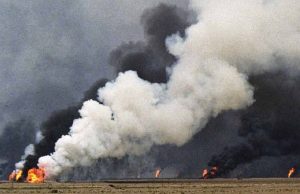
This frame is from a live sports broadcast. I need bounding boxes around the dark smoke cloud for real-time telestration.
[149,111,243,178]
[21,106,80,178]
[81,79,109,102]
[19,2,192,179]
[109,3,192,83]
[12,0,300,180]
[21,79,107,179]
[0,0,189,179]
[0,119,35,179]
[208,71,300,177]
[0,0,188,132]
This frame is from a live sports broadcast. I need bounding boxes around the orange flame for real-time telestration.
[8,170,23,182]
[202,166,218,179]
[288,167,296,178]
[16,170,23,181]
[8,171,16,181]
[26,168,45,183]
[155,169,161,178]
[202,169,209,179]
[8,168,45,183]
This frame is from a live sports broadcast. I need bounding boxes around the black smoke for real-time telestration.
[0,119,35,179]
[21,79,107,179]
[16,2,300,180]
[208,71,300,177]
[19,3,193,179]
[1,1,190,173]
[109,3,192,83]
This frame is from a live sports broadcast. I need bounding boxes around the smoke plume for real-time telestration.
[0,119,35,179]
[18,0,300,179]
[209,71,300,177]
[20,79,107,179]
[0,0,188,132]
[109,3,192,83]
[38,0,286,178]
[17,3,192,179]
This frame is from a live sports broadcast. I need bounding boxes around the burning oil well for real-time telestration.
[9,168,45,183]
[288,167,296,178]
[4,0,300,182]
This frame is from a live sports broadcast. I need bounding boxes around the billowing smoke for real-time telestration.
[17,3,192,179]
[0,119,35,179]
[38,0,293,178]
[209,71,300,177]
[39,67,251,178]
[0,1,188,175]
[109,3,192,83]
[0,0,189,133]
[16,0,300,179]
[19,79,108,179]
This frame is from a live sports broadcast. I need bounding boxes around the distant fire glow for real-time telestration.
[202,166,218,179]
[8,170,23,182]
[155,169,161,178]
[202,169,209,179]
[288,167,296,178]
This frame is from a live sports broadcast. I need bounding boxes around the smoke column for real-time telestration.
[0,119,35,179]
[37,0,278,178]
[18,79,107,179]
[17,3,192,179]
[20,0,300,179]
[109,3,191,83]
[208,71,300,177]
[39,69,251,178]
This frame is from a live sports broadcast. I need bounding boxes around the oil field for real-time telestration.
[1,179,300,194]
[2,0,300,194]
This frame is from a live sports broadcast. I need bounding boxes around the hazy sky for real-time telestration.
[0,0,189,133]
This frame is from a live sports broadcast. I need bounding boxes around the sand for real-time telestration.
[1,178,300,194]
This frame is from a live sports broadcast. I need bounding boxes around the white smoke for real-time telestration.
[183,0,300,74]
[38,0,300,178]
[15,144,35,169]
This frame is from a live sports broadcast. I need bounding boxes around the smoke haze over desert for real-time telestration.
[1,0,300,181]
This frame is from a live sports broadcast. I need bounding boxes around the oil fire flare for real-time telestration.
[288,167,296,178]
[210,166,218,176]
[202,169,209,179]
[155,169,161,178]
[8,170,23,182]
[27,168,45,183]
[202,166,218,179]
[8,168,45,183]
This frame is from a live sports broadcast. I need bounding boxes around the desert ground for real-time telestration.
[1,178,300,194]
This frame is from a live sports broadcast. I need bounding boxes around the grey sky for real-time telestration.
[0,0,189,133]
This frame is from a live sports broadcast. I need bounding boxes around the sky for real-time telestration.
[0,0,189,133]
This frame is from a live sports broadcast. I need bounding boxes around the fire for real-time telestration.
[210,166,218,176]
[8,168,45,183]
[202,166,218,179]
[202,169,209,179]
[26,168,45,183]
[288,167,296,178]
[8,170,23,182]
[155,169,161,178]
